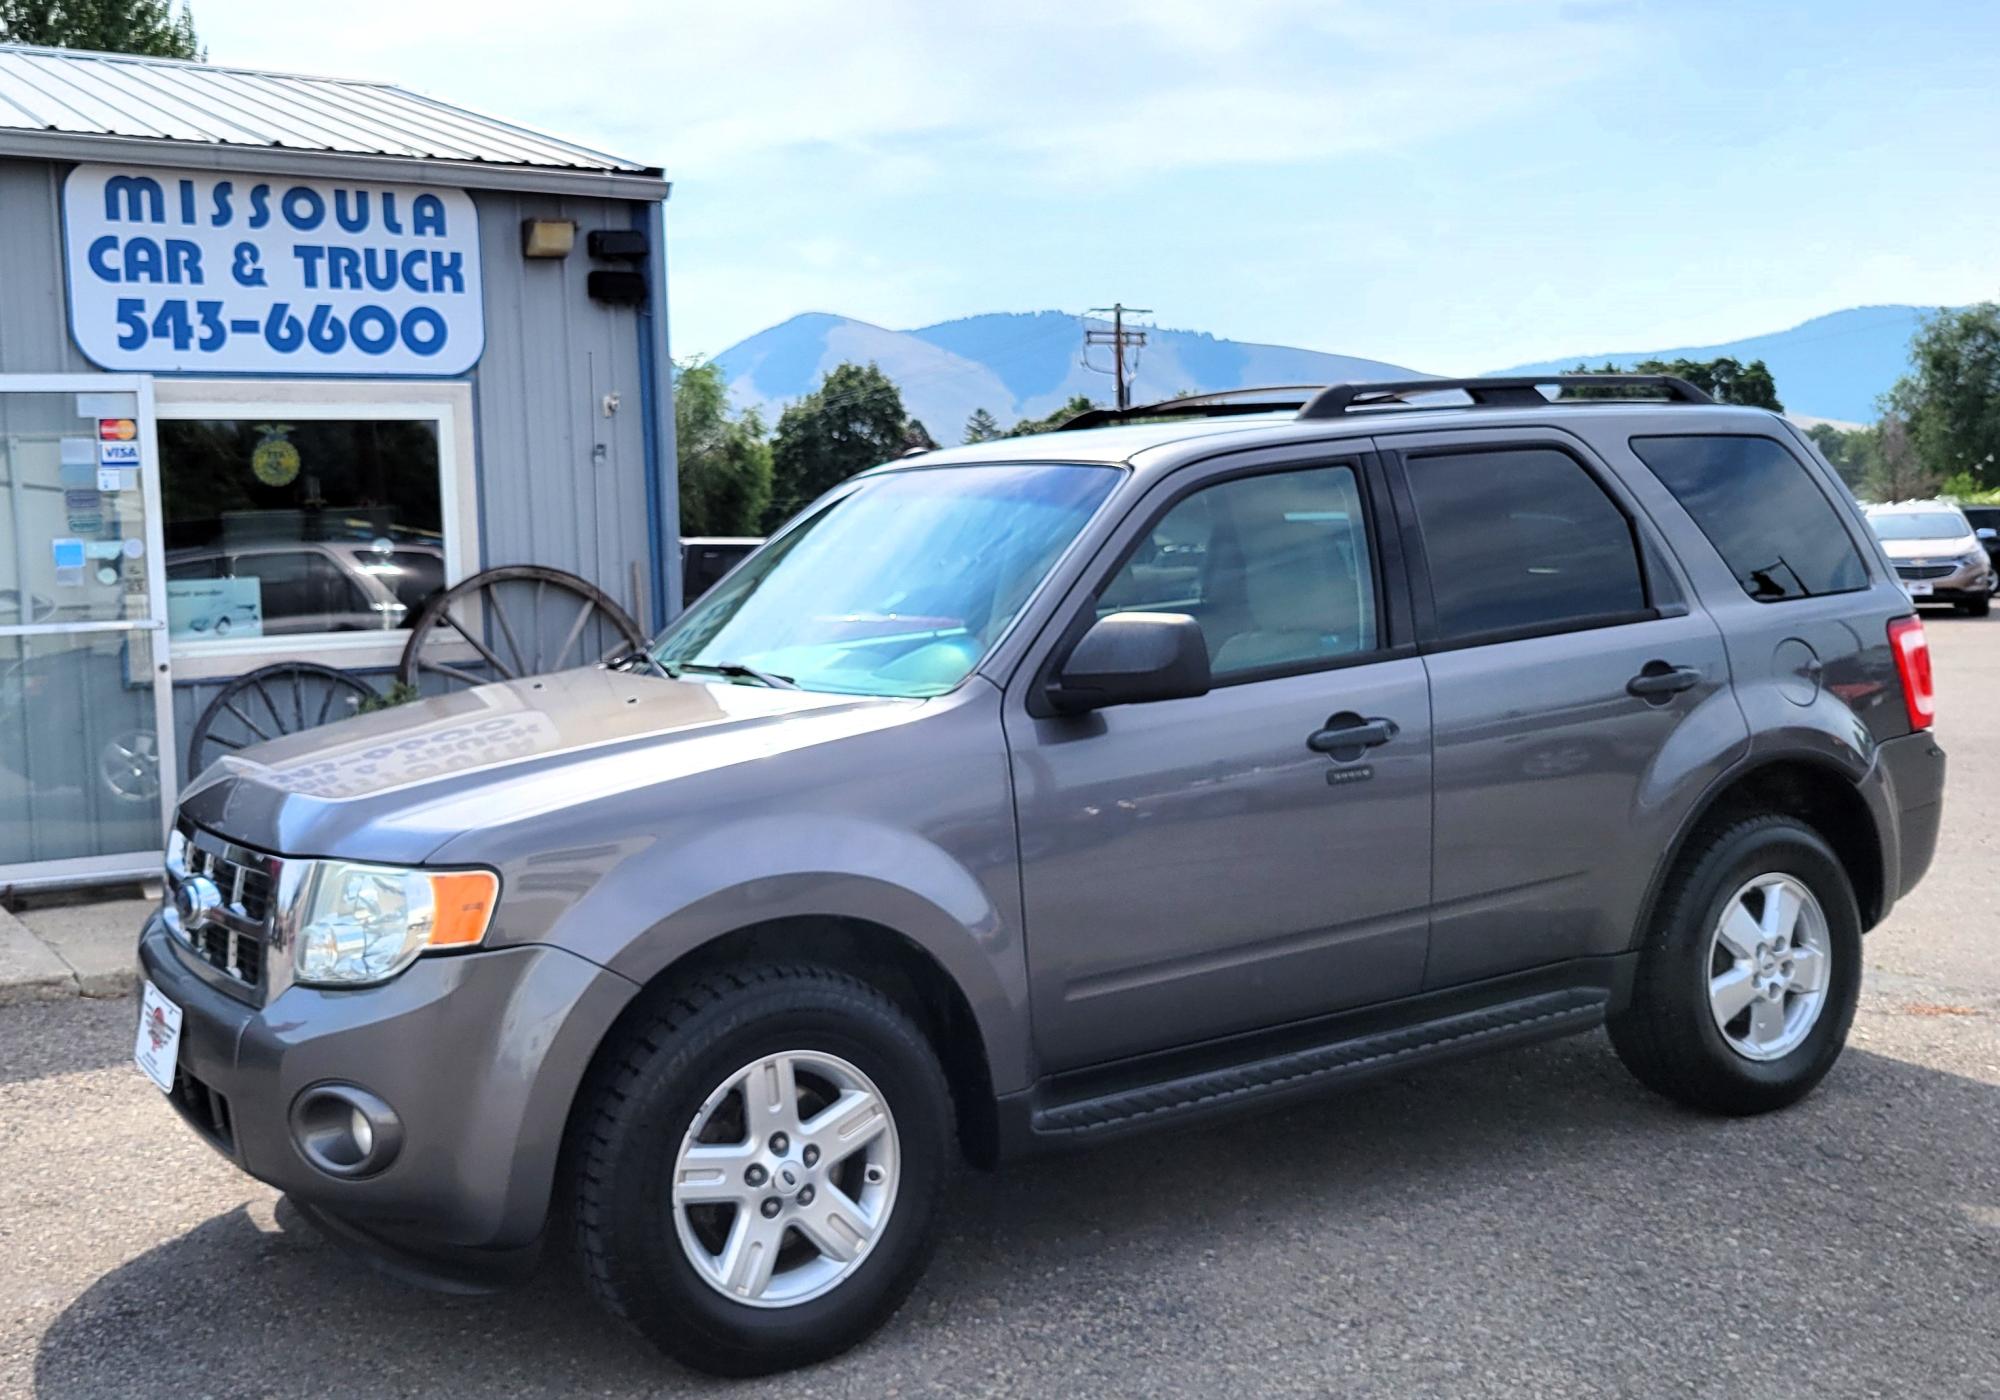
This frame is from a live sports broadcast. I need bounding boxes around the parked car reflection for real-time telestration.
[166,540,442,637]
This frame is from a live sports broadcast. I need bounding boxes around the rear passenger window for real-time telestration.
[1098,464,1376,677]
[1403,447,1647,643]
[1630,435,1868,601]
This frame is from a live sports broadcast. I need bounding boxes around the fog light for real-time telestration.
[290,1084,402,1178]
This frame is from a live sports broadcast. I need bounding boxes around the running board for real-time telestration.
[1027,986,1609,1143]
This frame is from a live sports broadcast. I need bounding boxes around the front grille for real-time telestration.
[169,1064,235,1154]
[1896,563,1958,580]
[164,818,280,998]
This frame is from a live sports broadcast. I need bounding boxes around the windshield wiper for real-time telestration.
[669,660,798,690]
[606,648,672,679]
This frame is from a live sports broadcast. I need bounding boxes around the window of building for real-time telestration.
[1097,464,1377,677]
[1630,435,1868,601]
[154,385,474,674]
[1404,447,1647,643]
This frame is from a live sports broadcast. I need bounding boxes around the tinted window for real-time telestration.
[1631,435,1868,601]
[1098,465,1376,676]
[159,417,443,639]
[1404,448,1646,642]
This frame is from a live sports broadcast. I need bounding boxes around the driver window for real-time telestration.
[1099,464,1376,678]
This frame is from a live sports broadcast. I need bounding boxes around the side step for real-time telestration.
[1029,986,1609,1142]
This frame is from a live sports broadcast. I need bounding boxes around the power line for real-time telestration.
[1083,303,1151,410]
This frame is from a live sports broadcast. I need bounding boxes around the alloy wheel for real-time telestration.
[671,1050,900,1308]
[1707,873,1832,1062]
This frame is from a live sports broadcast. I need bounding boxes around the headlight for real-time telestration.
[1963,549,1991,568]
[292,861,498,987]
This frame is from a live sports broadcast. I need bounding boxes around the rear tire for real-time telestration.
[1609,813,1861,1115]
[571,964,953,1377]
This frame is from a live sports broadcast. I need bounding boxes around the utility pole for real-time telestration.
[1084,304,1151,410]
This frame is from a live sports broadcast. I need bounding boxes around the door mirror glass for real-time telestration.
[1977,527,1997,541]
[1050,612,1210,713]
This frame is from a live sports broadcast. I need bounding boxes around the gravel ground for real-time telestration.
[3,616,1995,1400]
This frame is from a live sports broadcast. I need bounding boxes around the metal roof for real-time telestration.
[0,43,664,198]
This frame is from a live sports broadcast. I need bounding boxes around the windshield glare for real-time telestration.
[652,463,1119,697]
[1868,510,1970,541]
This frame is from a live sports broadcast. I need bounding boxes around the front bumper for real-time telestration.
[137,917,635,1258]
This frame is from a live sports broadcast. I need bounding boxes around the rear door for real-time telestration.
[1380,426,1747,988]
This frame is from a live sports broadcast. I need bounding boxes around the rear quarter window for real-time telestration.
[1629,435,1868,601]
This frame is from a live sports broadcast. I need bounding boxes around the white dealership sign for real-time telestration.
[63,164,484,375]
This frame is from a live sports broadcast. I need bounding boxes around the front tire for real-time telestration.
[571,965,953,1376]
[1956,595,1990,617]
[1609,814,1861,1115]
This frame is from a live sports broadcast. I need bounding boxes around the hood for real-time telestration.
[1877,533,1978,561]
[179,668,909,863]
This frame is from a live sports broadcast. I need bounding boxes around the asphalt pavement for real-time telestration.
[3,617,1996,1399]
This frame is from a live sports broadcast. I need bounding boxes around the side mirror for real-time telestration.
[1048,612,1210,714]
[1977,527,1997,541]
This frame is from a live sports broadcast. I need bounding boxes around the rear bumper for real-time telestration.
[1875,729,1946,901]
[137,917,635,1256]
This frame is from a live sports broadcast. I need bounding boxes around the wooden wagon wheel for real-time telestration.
[396,563,647,690]
[187,662,378,775]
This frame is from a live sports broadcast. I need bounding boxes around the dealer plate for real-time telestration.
[133,980,182,1094]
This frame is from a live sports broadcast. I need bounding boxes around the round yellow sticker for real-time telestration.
[251,432,300,487]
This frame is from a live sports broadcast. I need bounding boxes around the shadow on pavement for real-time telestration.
[31,1034,2000,1398]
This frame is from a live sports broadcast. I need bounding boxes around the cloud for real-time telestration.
[194,0,1645,183]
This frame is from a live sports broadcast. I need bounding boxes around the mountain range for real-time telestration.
[714,304,1939,437]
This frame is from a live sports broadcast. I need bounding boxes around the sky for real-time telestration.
[185,0,2000,373]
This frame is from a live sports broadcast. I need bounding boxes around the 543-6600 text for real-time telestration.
[113,297,449,358]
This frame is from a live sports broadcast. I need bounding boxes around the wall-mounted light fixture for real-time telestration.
[520,219,578,259]
[587,229,649,262]
[587,270,648,306]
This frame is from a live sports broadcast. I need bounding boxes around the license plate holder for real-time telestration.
[134,979,182,1094]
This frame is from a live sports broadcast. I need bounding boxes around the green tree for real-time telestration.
[1,0,202,57]
[673,358,771,537]
[764,362,913,531]
[1803,422,1877,494]
[1571,356,1783,411]
[963,407,1003,443]
[1884,302,2000,490]
[1009,394,1098,436]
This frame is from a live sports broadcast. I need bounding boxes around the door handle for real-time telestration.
[1626,662,1703,700]
[1307,714,1398,755]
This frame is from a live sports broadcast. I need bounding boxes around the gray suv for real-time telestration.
[137,375,1946,1376]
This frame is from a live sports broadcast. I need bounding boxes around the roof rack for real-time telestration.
[1057,374,1714,433]
[1296,374,1711,419]
[1057,386,1323,431]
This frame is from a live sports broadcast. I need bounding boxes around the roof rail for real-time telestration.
[1296,374,1712,419]
[1057,386,1323,431]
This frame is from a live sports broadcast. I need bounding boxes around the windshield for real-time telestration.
[1868,510,1971,541]
[652,463,1119,697]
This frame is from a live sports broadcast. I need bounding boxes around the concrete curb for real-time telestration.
[0,898,147,1003]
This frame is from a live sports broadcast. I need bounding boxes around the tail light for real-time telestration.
[1887,615,1934,731]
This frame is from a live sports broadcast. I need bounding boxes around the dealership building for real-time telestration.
[0,43,678,888]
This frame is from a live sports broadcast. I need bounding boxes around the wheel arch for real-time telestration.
[567,914,1004,1171]
[1633,754,1888,948]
